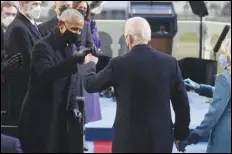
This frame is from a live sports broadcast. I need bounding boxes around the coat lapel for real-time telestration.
[29,24,42,40]
[17,12,42,41]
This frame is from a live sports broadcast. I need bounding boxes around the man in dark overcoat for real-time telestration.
[4,1,42,125]
[83,17,191,153]
[18,8,86,153]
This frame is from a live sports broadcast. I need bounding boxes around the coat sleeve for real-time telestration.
[6,26,31,75]
[69,85,79,110]
[191,74,230,140]
[68,73,79,110]
[195,84,214,98]
[37,23,47,37]
[83,60,114,93]
[31,43,78,85]
[171,58,191,141]
[96,55,111,73]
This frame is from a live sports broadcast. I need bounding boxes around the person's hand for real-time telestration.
[176,140,191,153]
[184,78,200,91]
[84,54,98,64]
[174,140,180,150]
[100,87,115,98]
[175,132,201,152]
[91,55,99,64]
[73,48,92,64]
[1,53,23,73]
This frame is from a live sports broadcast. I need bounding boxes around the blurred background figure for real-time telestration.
[1,1,18,33]
[73,1,101,49]
[73,1,94,49]
[1,1,18,125]
[38,1,73,37]
[1,53,23,153]
[178,38,231,153]
[1,13,23,150]
[73,1,102,151]
[4,1,42,126]
[73,0,102,123]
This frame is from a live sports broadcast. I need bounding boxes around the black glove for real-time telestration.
[89,46,112,72]
[73,46,111,68]
[89,45,100,56]
[100,87,115,98]
[1,53,23,73]
[177,132,202,153]
[73,48,93,64]
[90,46,110,59]
[177,140,190,153]
[72,109,82,123]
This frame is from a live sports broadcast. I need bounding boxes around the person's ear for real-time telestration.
[58,21,65,33]
[227,55,231,63]
[128,34,132,45]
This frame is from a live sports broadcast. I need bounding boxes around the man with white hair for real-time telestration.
[83,17,191,153]
[38,1,73,37]
[18,8,86,153]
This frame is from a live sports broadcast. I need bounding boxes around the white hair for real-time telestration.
[125,17,152,43]
[60,8,84,22]
[219,38,231,69]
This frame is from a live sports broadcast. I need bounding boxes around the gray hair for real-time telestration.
[125,17,152,43]
[60,8,84,22]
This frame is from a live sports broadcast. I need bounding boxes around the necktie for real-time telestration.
[34,23,39,31]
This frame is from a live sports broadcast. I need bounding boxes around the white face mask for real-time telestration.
[2,16,15,27]
[218,54,228,69]
[28,5,41,19]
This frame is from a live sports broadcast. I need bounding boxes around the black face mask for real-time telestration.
[77,9,87,17]
[63,27,80,44]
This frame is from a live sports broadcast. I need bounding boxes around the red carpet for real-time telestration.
[94,141,112,153]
